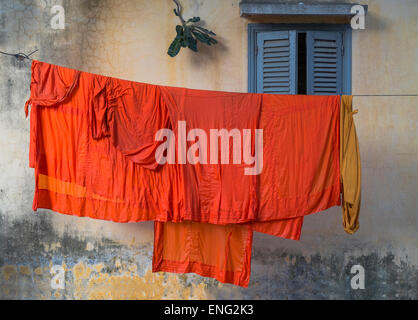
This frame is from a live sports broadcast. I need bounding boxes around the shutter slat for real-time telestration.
[314,79,337,83]
[263,78,289,83]
[314,40,337,47]
[257,31,296,94]
[263,52,289,58]
[263,52,290,59]
[263,62,290,68]
[314,88,338,93]
[314,58,337,64]
[314,53,337,58]
[264,66,290,70]
[313,48,337,54]
[263,57,290,63]
[264,87,290,91]
[263,46,290,53]
[314,83,337,88]
[314,62,338,68]
[313,72,337,78]
[263,88,290,93]
[263,72,290,78]
[264,40,290,48]
[314,69,337,74]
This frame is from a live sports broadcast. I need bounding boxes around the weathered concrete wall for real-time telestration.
[0,0,417,299]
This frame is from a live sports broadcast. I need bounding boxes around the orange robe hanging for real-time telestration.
[26,60,343,287]
[153,93,340,287]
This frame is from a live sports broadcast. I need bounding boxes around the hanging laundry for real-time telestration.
[153,216,305,287]
[340,95,361,234]
[152,94,341,287]
[25,60,360,287]
[153,221,254,287]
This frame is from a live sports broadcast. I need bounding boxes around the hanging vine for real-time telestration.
[167,0,217,57]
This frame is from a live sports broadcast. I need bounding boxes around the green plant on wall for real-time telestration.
[168,0,217,57]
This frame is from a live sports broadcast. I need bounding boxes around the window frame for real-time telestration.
[248,23,352,95]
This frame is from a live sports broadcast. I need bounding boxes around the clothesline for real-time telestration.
[1,50,417,97]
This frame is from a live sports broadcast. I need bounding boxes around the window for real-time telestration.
[248,24,352,95]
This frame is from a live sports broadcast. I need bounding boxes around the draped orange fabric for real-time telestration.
[152,95,340,287]
[26,60,342,287]
[256,94,341,221]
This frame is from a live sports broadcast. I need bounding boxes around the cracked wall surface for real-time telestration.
[0,0,417,299]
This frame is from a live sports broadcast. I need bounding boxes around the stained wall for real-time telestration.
[0,0,416,299]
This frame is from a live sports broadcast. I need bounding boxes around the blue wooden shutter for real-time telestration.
[256,30,297,94]
[307,31,343,95]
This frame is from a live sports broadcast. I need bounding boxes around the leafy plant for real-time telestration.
[168,0,217,57]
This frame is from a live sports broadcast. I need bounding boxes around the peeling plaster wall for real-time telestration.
[0,0,417,299]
